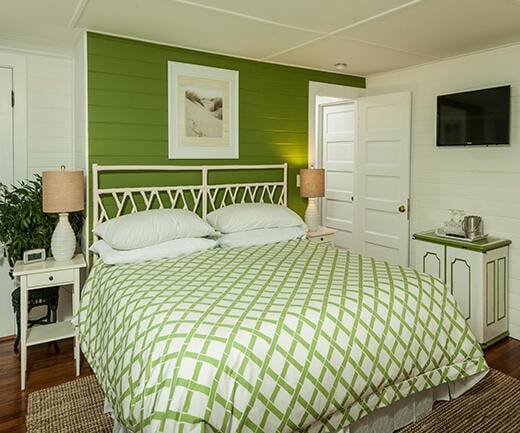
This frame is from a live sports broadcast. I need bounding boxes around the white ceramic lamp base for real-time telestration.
[305,197,320,232]
[51,213,76,261]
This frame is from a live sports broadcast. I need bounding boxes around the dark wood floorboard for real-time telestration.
[0,338,92,433]
[484,336,520,379]
[0,336,518,432]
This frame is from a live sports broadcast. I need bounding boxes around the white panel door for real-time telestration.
[320,102,356,250]
[357,92,411,265]
[0,66,15,337]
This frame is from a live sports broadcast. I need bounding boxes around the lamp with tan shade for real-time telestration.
[299,167,324,232]
[42,166,84,261]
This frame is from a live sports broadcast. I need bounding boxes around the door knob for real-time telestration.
[398,205,406,213]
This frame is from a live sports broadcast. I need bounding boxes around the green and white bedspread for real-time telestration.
[77,239,487,433]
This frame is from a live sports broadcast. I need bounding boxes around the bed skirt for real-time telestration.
[106,370,487,433]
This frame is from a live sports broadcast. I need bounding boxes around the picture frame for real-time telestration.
[168,61,239,159]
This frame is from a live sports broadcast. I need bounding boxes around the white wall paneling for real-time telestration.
[0,50,27,338]
[367,43,520,339]
[0,42,75,338]
[26,53,74,174]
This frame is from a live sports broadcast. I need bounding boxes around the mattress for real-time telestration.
[77,239,488,433]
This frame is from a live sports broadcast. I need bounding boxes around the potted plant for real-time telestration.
[0,174,83,350]
[0,175,83,271]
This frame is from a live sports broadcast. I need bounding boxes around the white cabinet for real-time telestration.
[413,231,511,347]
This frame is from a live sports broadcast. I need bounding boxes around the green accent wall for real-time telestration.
[87,32,365,216]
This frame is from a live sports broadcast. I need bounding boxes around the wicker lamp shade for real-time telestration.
[299,168,325,232]
[299,168,325,198]
[42,169,85,213]
[42,167,84,262]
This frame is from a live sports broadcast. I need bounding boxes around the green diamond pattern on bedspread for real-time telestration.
[77,239,487,433]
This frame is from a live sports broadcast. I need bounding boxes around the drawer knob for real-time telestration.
[320,237,324,241]
[49,276,54,281]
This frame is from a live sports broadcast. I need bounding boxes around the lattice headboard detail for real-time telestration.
[92,163,288,232]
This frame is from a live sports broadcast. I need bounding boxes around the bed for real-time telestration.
[77,163,488,433]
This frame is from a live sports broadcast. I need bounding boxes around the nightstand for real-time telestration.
[13,254,87,390]
[307,226,337,247]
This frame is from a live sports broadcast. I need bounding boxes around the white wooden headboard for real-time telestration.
[92,163,288,233]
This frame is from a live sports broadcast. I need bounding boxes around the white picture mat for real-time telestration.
[168,61,239,159]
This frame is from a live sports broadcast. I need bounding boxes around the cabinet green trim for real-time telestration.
[498,257,507,321]
[413,230,511,252]
[485,260,496,326]
[450,258,471,321]
[422,251,442,279]
[480,331,509,349]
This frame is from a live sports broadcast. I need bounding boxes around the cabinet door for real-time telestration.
[446,247,483,342]
[414,240,445,281]
[482,247,508,344]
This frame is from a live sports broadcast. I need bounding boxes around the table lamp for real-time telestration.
[42,166,84,261]
[299,168,325,232]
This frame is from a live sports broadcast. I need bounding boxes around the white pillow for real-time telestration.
[206,203,306,234]
[90,238,217,265]
[94,208,217,250]
[218,226,307,248]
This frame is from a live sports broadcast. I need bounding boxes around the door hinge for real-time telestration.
[11,90,14,107]
[407,198,410,221]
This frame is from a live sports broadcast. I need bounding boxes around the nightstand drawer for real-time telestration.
[27,269,74,288]
[310,233,335,244]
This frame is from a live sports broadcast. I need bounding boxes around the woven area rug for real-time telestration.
[26,369,520,433]
[26,375,112,433]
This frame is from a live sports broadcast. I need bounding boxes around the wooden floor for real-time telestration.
[0,338,92,433]
[0,336,519,433]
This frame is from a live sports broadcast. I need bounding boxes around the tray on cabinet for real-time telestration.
[435,228,488,242]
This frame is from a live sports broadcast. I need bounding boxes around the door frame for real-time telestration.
[0,51,27,182]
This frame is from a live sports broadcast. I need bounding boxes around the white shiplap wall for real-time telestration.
[0,42,75,337]
[366,43,520,339]
[25,49,76,324]
[26,53,74,175]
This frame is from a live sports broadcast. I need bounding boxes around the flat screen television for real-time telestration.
[436,85,511,146]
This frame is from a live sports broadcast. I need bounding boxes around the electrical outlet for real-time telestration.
[296,174,300,187]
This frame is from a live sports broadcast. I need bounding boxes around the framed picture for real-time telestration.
[168,61,239,159]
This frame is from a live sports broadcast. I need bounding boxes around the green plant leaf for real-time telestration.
[0,175,84,272]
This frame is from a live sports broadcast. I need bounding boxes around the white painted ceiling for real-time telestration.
[2,0,520,76]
